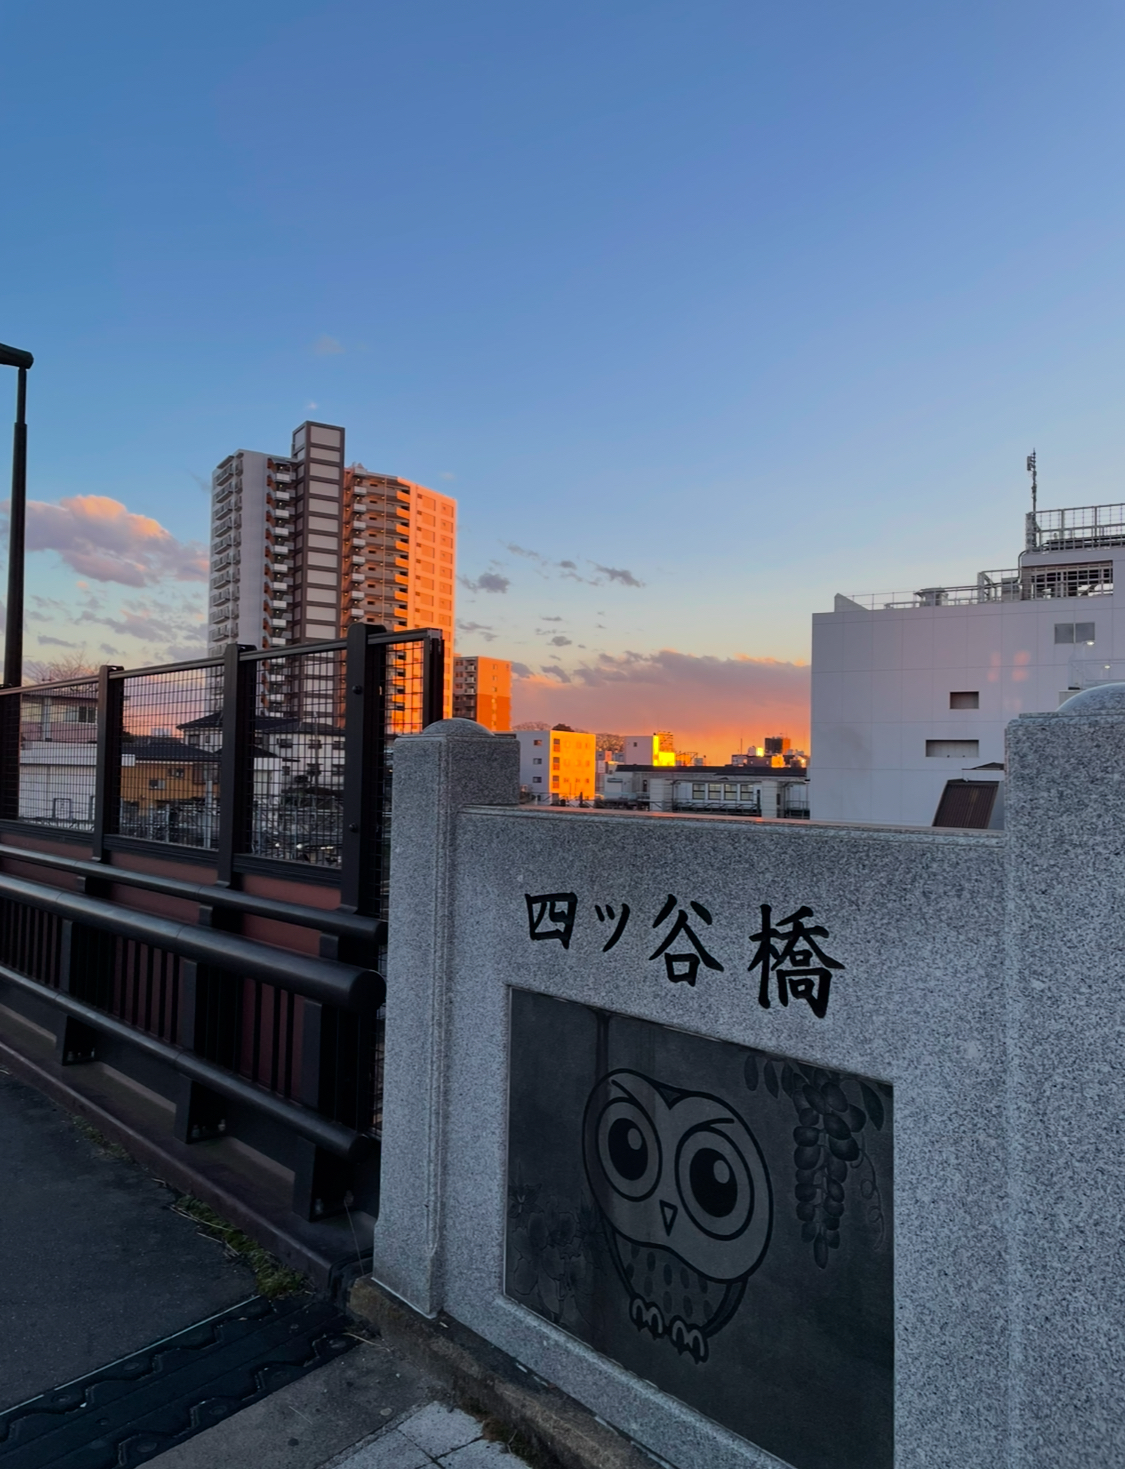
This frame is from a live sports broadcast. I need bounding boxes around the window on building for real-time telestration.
[1055,622,1097,645]
[950,691,979,709]
[926,739,980,758]
[552,739,561,750]
[533,739,542,746]
[707,783,721,800]
[552,757,560,769]
[724,784,738,800]
[532,776,542,783]
[692,783,705,799]
[533,757,542,765]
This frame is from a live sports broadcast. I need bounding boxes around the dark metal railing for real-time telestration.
[0,626,443,1227]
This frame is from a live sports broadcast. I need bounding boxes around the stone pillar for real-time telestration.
[1005,686,1125,1468]
[371,718,519,1315]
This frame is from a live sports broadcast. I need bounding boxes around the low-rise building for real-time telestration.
[517,726,597,802]
[603,763,809,818]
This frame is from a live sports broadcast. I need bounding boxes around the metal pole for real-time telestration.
[4,359,30,689]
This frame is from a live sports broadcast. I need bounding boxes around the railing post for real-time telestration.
[292,998,352,1220]
[422,629,445,727]
[0,687,21,822]
[54,918,98,1064]
[90,664,124,866]
[215,643,255,889]
[338,622,387,923]
[172,958,229,1143]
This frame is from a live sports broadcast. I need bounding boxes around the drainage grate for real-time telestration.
[0,1295,355,1468]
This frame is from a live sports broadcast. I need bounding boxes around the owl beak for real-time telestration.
[660,1200,678,1236]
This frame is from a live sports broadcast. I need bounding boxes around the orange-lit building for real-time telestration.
[452,656,511,731]
[342,467,456,718]
[517,727,597,802]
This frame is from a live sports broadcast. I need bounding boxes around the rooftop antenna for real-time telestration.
[1027,450,1037,516]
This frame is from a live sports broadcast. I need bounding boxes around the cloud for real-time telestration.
[313,334,344,355]
[506,544,545,561]
[541,615,564,622]
[593,564,643,588]
[35,634,78,648]
[440,472,456,481]
[457,618,497,642]
[513,649,811,754]
[511,662,532,677]
[559,560,577,570]
[8,495,208,587]
[460,572,510,594]
[549,635,572,647]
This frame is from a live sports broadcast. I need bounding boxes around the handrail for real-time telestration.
[0,961,373,1161]
[0,870,382,1012]
[0,840,383,945]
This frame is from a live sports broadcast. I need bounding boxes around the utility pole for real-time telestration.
[0,342,33,689]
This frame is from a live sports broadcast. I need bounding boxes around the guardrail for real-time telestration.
[0,624,444,1254]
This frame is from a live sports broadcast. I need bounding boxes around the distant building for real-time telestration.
[208,423,456,717]
[343,466,456,716]
[622,734,677,767]
[517,727,597,802]
[812,497,1125,825]
[453,656,511,731]
[603,763,809,818]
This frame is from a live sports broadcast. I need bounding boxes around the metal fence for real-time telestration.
[0,624,443,1233]
[0,624,443,903]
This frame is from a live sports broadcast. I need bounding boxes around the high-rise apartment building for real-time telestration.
[452,656,511,730]
[208,424,456,715]
[209,422,347,652]
[342,468,456,716]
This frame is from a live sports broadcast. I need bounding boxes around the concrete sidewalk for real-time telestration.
[0,1064,255,1410]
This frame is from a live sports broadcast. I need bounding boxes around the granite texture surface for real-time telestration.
[1005,706,1125,1469]
[377,708,1125,1467]
[374,718,1014,1469]
[372,721,520,1313]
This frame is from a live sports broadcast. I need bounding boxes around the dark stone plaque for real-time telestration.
[505,990,893,1469]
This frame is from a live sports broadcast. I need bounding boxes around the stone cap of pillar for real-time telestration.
[1054,682,1125,716]
[412,717,513,739]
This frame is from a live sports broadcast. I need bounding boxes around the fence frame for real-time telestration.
[0,626,444,1267]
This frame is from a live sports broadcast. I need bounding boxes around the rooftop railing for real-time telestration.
[1027,504,1125,551]
[844,559,1115,611]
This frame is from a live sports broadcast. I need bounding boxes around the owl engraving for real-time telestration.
[582,1069,772,1363]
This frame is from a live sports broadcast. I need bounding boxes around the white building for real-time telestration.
[811,500,1123,825]
[517,728,597,802]
[604,763,809,818]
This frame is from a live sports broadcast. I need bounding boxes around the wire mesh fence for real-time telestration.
[250,643,347,865]
[0,677,101,831]
[0,629,443,895]
[118,663,223,848]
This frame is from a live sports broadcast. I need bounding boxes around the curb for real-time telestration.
[347,1277,667,1469]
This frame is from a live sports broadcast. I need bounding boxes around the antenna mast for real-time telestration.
[1027,450,1037,516]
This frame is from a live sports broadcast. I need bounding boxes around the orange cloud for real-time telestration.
[7,494,208,587]
[513,649,810,758]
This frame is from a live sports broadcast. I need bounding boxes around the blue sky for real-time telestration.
[2,1,1124,748]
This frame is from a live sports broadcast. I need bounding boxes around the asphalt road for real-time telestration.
[0,1066,255,1409]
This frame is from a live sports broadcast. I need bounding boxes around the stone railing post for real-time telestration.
[371,718,519,1315]
[1005,685,1125,1468]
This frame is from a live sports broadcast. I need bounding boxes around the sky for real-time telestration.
[2,1,1125,757]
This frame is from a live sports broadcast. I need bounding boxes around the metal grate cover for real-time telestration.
[0,1295,354,1468]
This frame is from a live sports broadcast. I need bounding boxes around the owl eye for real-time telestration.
[594,1096,661,1201]
[675,1123,755,1240]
